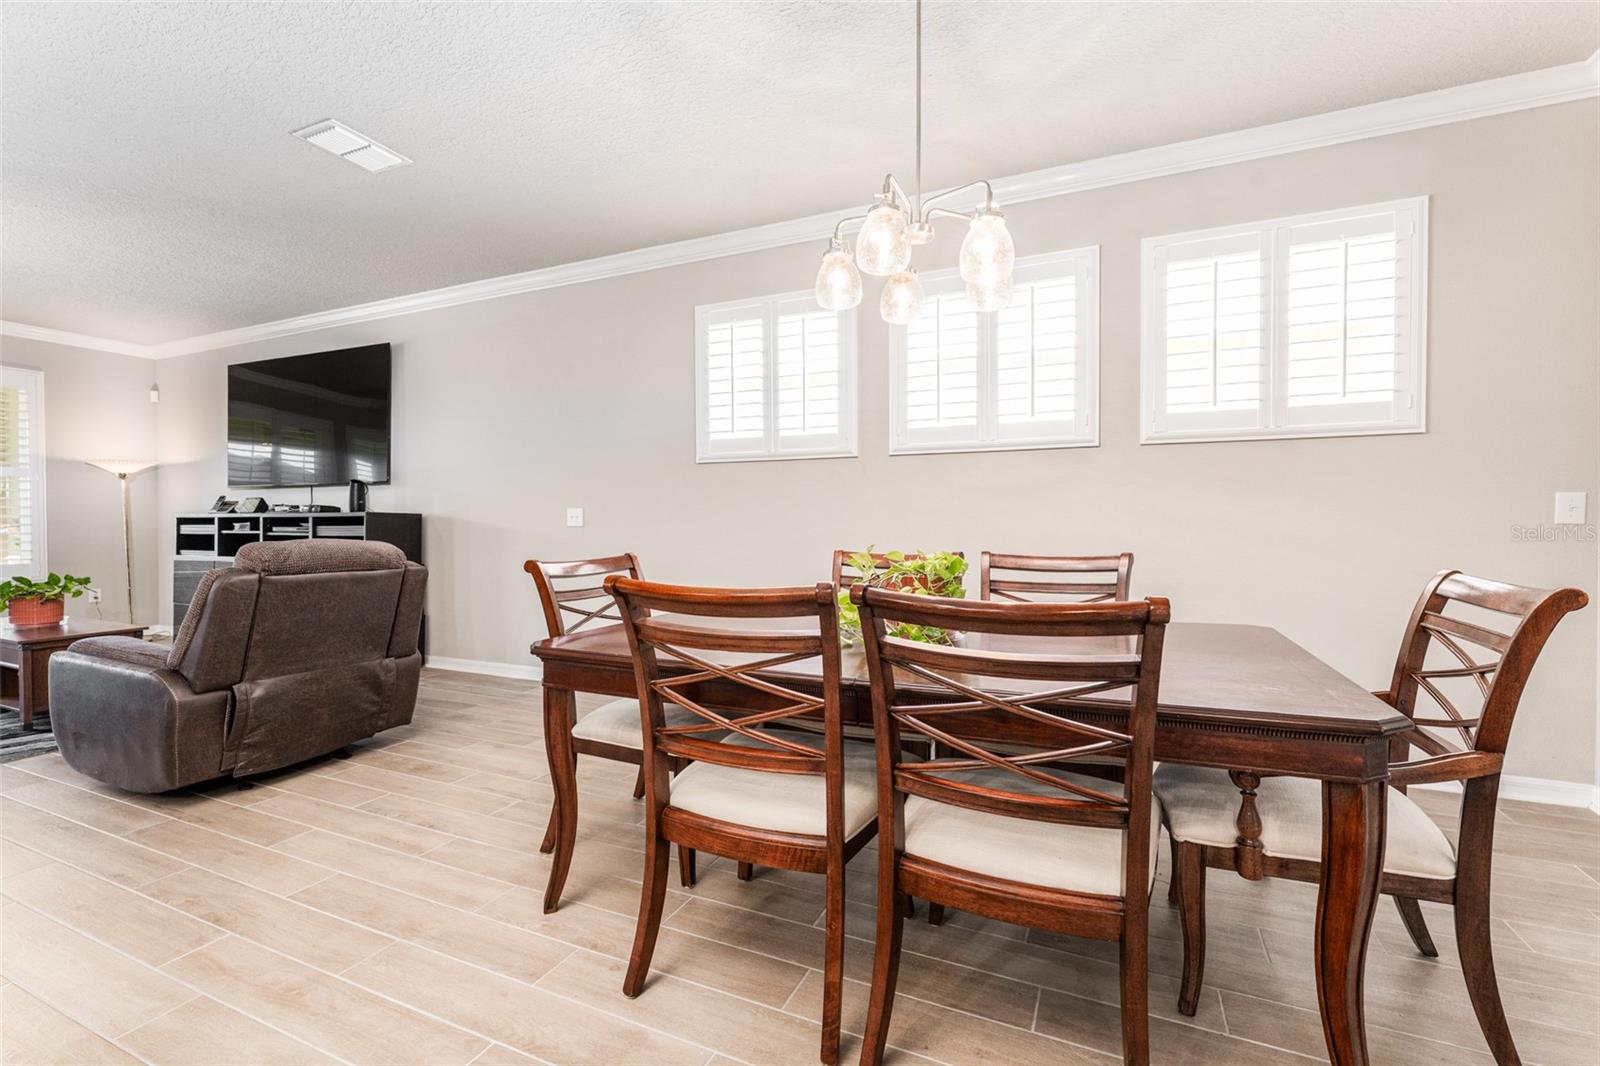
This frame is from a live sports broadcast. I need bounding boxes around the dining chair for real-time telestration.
[608,576,877,1066]
[852,585,1171,1066]
[524,554,699,893]
[980,551,1134,603]
[1154,570,1587,1065]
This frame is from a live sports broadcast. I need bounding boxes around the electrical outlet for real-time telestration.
[565,507,584,528]
[1554,492,1587,525]
[86,586,102,603]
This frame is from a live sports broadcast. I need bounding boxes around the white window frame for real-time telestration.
[0,366,47,580]
[1140,196,1427,444]
[890,246,1100,455]
[694,291,857,463]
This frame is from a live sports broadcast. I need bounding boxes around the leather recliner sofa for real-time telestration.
[49,538,426,793]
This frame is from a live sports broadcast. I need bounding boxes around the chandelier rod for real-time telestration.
[914,0,922,216]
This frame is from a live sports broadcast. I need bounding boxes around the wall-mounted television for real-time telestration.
[227,343,391,488]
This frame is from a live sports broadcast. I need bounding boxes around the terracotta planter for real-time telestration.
[6,596,64,626]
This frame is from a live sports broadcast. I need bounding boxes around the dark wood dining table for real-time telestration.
[532,620,1412,1066]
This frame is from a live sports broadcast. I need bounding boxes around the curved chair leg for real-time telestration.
[859,889,905,1066]
[737,861,754,882]
[539,805,558,854]
[1394,896,1438,958]
[623,825,672,998]
[633,766,646,800]
[1167,832,1180,907]
[821,858,845,1065]
[1175,841,1206,1017]
[1456,877,1520,1064]
[678,845,697,888]
[926,902,945,926]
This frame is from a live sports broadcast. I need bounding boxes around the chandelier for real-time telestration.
[814,0,1015,324]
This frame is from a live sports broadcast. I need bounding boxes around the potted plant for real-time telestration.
[837,549,967,646]
[0,573,92,626]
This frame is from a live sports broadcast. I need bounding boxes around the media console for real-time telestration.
[172,511,424,653]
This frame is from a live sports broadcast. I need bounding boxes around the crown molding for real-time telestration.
[0,320,153,358]
[16,53,1600,361]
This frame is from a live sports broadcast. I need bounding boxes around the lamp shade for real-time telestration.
[855,203,911,276]
[86,460,157,476]
[879,270,924,325]
[815,240,863,310]
[959,211,1015,288]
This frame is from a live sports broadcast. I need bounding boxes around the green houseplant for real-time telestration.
[837,548,967,646]
[0,572,92,626]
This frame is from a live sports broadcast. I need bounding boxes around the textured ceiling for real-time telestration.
[2,1,1596,345]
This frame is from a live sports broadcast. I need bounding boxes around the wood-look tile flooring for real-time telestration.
[2,669,1597,1064]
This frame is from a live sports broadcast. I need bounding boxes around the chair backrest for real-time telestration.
[607,578,847,826]
[1387,571,1587,758]
[980,552,1133,603]
[831,549,965,590]
[854,586,1169,898]
[524,553,642,637]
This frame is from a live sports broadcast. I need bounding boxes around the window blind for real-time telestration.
[0,368,45,577]
[1142,197,1425,443]
[892,247,1099,454]
[696,294,855,461]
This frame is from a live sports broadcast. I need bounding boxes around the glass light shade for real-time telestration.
[959,212,1015,287]
[855,204,911,276]
[815,241,863,310]
[967,275,1014,312]
[879,270,924,325]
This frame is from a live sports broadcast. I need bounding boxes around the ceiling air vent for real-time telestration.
[291,120,411,173]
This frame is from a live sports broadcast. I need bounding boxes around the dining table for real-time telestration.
[532,619,1412,1066]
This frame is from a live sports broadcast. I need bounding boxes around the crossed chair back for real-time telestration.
[606,576,869,1064]
[853,585,1170,1065]
[980,551,1134,603]
[524,552,642,637]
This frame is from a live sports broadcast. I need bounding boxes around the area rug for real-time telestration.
[0,710,58,762]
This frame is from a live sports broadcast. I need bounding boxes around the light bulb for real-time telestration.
[855,203,911,276]
[959,211,1015,288]
[967,276,1014,312]
[879,270,924,325]
[814,239,862,310]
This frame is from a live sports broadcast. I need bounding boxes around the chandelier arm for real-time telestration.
[924,206,977,225]
[918,179,996,220]
[831,214,871,242]
[882,174,916,216]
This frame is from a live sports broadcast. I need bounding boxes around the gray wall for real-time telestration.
[0,335,161,623]
[152,100,1598,784]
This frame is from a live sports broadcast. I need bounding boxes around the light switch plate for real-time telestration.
[1554,492,1586,525]
[565,507,584,528]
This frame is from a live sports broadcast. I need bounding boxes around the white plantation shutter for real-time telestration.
[0,367,46,579]
[1142,198,1425,442]
[696,293,855,461]
[892,247,1099,453]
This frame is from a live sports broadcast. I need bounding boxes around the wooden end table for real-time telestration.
[1,618,149,730]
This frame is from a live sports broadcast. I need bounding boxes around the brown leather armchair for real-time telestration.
[49,538,426,793]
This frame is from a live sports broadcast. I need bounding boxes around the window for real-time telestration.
[0,367,46,579]
[1141,197,1427,443]
[695,293,856,462]
[891,247,1099,454]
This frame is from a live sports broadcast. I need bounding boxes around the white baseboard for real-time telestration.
[1415,774,1599,811]
[424,656,542,682]
[420,657,1600,811]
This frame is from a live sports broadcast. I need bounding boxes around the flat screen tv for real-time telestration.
[227,344,391,488]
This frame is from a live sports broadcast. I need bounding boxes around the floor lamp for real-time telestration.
[86,460,157,624]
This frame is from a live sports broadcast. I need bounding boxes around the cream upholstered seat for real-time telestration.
[667,729,878,837]
[903,766,1161,896]
[570,698,707,749]
[1153,764,1456,880]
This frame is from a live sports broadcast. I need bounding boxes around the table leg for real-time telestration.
[542,685,579,914]
[19,651,37,730]
[1315,779,1386,1066]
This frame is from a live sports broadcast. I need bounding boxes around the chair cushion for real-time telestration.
[903,766,1160,897]
[667,729,877,838]
[571,698,706,749]
[1152,764,1457,880]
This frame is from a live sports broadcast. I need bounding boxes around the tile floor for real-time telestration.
[1,669,1596,1064]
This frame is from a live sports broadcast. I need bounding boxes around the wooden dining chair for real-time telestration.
[608,576,877,1066]
[1154,571,1587,1065]
[852,585,1171,1066]
[524,554,699,902]
[980,551,1133,603]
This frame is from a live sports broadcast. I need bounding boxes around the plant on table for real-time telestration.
[837,548,967,646]
[0,573,93,625]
